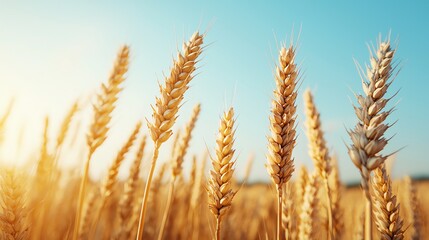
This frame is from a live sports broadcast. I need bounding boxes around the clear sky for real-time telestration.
[0,1,428,183]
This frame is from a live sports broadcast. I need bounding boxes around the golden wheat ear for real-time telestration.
[347,38,397,240]
[0,169,29,240]
[207,107,237,240]
[266,43,300,240]
[73,45,130,240]
[304,89,334,239]
[298,172,319,240]
[117,135,147,240]
[372,165,404,240]
[136,31,205,239]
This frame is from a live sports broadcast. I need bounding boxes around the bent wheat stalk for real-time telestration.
[136,31,204,240]
[266,44,299,240]
[347,38,396,240]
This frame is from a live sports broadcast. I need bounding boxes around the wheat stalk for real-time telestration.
[304,89,334,239]
[266,43,299,240]
[0,98,14,144]
[347,38,396,240]
[330,157,343,240]
[0,170,29,240]
[136,31,204,239]
[78,190,98,240]
[207,107,237,240]
[372,164,404,240]
[56,101,79,150]
[171,103,201,178]
[73,45,130,240]
[89,121,141,238]
[189,153,207,240]
[404,176,421,240]
[145,162,168,238]
[117,135,147,240]
[158,103,201,240]
[282,183,294,240]
[298,172,319,240]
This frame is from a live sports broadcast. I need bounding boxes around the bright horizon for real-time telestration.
[0,1,428,184]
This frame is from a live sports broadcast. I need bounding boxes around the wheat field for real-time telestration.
[0,30,427,240]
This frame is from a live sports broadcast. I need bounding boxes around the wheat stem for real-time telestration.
[157,179,175,240]
[136,145,159,239]
[277,187,283,240]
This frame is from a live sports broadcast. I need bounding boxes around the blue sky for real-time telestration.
[0,1,428,183]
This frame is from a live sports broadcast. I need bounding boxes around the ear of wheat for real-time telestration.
[207,107,236,240]
[404,176,421,240]
[266,43,299,240]
[117,135,147,240]
[0,170,29,240]
[347,39,396,240]
[56,101,79,151]
[136,32,204,239]
[73,45,130,240]
[158,103,201,240]
[0,99,14,144]
[304,89,334,239]
[172,103,201,178]
[298,172,319,240]
[372,164,404,240]
[330,157,343,239]
[89,121,141,238]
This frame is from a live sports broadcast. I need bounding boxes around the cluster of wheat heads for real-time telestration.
[0,30,428,240]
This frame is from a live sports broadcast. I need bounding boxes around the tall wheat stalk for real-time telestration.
[158,103,201,240]
[266,44,299,240]
[347,38,396,240]
[89,122,141,238]
[303,89,333,240]
[136,31,204,240]
[73,45,130,240]
[298,172,319,240]
[207,107,237,240]
[117,135,147,240]
[404,176,421,240]
[330,157,343,239]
